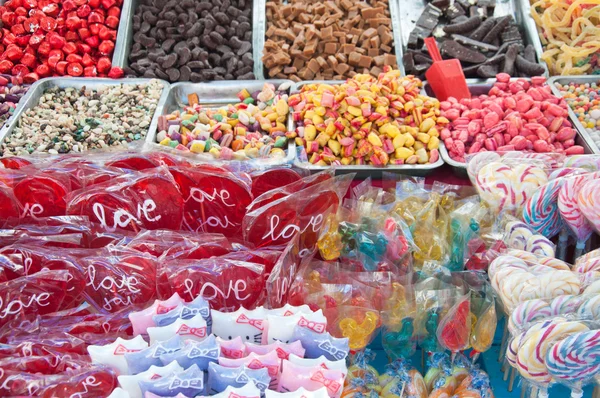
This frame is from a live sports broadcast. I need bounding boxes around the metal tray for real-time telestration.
[518,0,548,75]
[0,82,30,132]
[146,79,296,167]
[113,0,258,79]
[398,0,549,79]
[548,75,600,153]
[253,0,404,79]
[0,77,170,155]
[290,80,445,178]
[423,78,598,177]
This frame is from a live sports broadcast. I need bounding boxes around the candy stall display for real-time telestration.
[400,0,545,79]
[0,0,126,82]
[153,81,295,163]
[290,69,445,170]
[0,78,168,156]
[524,0,600,76]
[551,77,600,152]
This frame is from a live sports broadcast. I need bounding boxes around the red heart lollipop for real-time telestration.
[159,258,265,311]
[171,168,251,236]
[13,174,70,218]
[40,366,118,398]
[0,269,70,327]
[243,200,299,248]
[105,155,159,171]
[131,174,184,230]
[251,168,301,198]
[82,251,157,313]
[67,192,141,232]
[147,151,191,167]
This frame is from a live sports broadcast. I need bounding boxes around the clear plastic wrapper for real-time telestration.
[328,306,379,352]
[126,229,233,260]
[502,217,556,258]
[448,198,490,272]
[249,168,303,199]
[437,293,472,355]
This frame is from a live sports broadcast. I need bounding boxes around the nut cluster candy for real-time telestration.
[1,80,164,156]
[554,81,600,150]
[157,82,291,160]
[440,74,585,162]
[290,68,443,166]
[404,0,544,78]
[0,0,125,82]
[126,0,254,82]
[0,75,28,130]
[263,0,397,81]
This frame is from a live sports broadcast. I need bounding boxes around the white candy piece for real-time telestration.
[88,336,149,375]
[212,381,261,398]
[129,293,184,335]
[287,354,348,379]
[267,304,314,317]
[147,314,208,345]
[118,360,184,398]
[212,307,268,344]
[266,310,327,344]
[266,387,330,398]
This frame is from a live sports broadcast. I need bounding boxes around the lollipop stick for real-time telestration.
[499,325,508,361]
[471,352,480,363]
[537,388,549,398]
[508,367,516,392]
[571,388,584,398]
[503,360,510,381]
[530,386,538,398]
[557,229,569,260]
[575,239,587,259]
[593,386,600,398]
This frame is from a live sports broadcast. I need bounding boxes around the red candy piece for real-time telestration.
[67,191,141,232]
[105,155,158,171]
[0,185,20,221]
[243,200,299,247]
[298,190,339,250]
[439,298,471,352]
[251,168,301,198]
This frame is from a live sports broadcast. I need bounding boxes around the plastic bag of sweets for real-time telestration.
[126,229,233,260]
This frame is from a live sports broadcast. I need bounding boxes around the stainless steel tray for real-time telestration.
[398,0,549,79]
[548,75,600,153]
[518,0,548,75]
[423,78,598,177]
[113,0,258,80]
[0,82,30,132]
[0,77,170,155]
[254,0,404,79]
[290,80,445,178]
[147,79,296,166]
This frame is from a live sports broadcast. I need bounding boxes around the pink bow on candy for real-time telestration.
[236,314,264,330]
[310,371,341,394]
[176,325,207,338]
[113,345,141,355]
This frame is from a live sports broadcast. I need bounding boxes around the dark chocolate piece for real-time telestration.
[524,44,536,63]
[469,17,496,41]
[483,53,505,65]
[515,55,545,75]
[452,34,499,52]
[482,16,511,44]
[431,0,450,9]
[443,16,482,34]
[446,3,465,19]
[414,53,433,64]
[403,52,416,74]
[451,16,470,23]
[477,64,498,78]
[503,44,518,75]
[456,0,470,11]
[441,40,487,63]
[462,64,481,77]
[416,5,442,31]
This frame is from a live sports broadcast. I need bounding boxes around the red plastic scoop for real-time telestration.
[424,37,471,101]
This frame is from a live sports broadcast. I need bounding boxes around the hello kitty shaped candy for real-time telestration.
[153,295,212,330]
[129,293,185,335]
[118,360,183,398]
[147,314,208,345]
[160,334,220,371]
[266,311,328,344]
[291,327,349,361]
[88,335,149,375]
[277,360,344,398]
[246,340,305,360]
[212,307,267,344]
[268,304,314,317]
[211,381,262,398]
[216,336,248,359]
[219,350,281,390]
[287,354,348,379]
[139,363,205,397]
[125,335,183,375]
[266,387,330,398]
[207,363,271,395]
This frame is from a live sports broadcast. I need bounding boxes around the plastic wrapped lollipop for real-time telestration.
[447,199,488,272]
[453,368,495,398]
[437,293,471,359]
[378,359,427,398]
[469,294,497,359]
[523,178,566,241]
[545,330,600,398]
[558,172,600,257]
[382,314,416,362]
[578,178,600,237]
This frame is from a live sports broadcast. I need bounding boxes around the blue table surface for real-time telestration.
[366,318,594,398]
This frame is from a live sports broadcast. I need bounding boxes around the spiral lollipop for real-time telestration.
[575,257,600,273]
[517,320,589,397]
[550,295,585,316]
[546,330,600,398]
[508,299,552,335]
[523,179,564,239]
[558,174,598,257]
[578,178,600,237]
[578,295,600,319]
